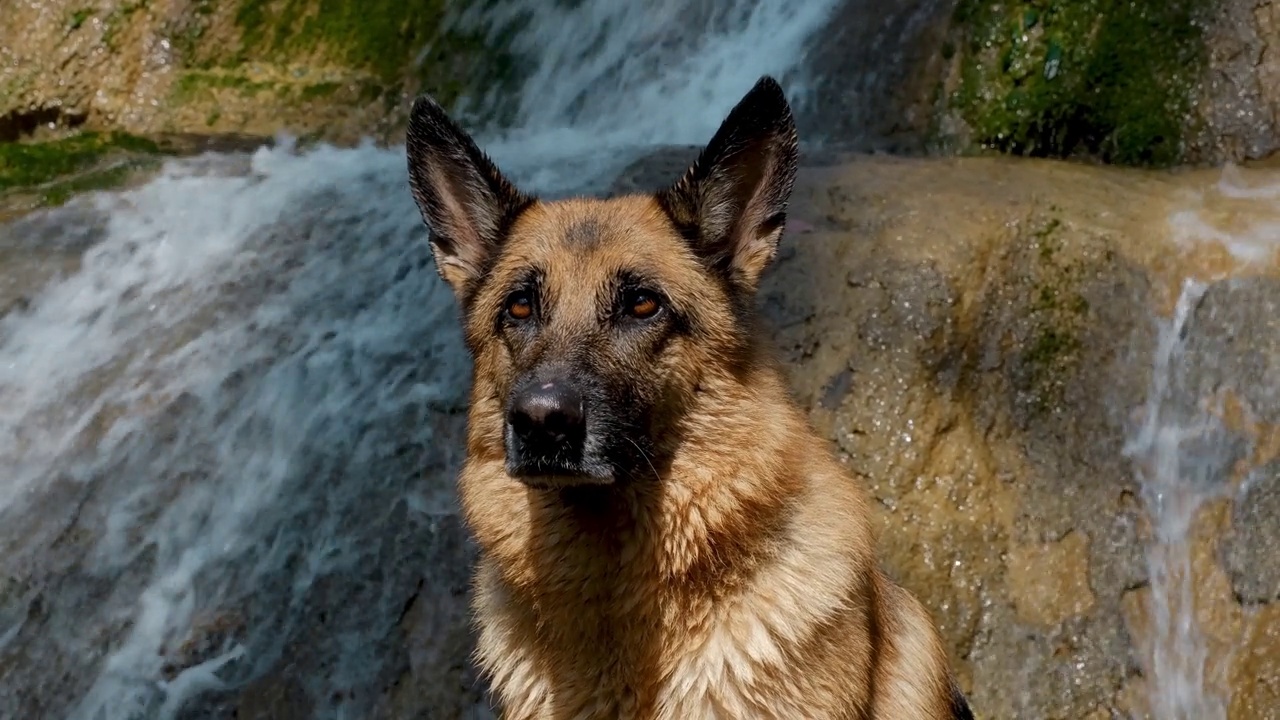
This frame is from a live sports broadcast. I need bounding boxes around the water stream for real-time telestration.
[1124,277,1223,720]
[1122,167,1280,719]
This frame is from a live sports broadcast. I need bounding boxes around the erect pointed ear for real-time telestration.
[406,94,533,301]
[655,75,799,293]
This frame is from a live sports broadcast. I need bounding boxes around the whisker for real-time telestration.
[625,436,661,483]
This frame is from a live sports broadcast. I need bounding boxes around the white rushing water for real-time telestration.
[0,0,842,718]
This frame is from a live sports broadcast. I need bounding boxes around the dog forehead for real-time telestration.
[506,196,688,269]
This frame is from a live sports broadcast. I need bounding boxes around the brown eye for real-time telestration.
[628,291,661,320]
[506,292,533,321]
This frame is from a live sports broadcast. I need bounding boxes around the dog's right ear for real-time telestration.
[406,95,533,300]
[656,76,799,294]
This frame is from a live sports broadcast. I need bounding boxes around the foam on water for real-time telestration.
[0,1,839,717]
[1169,163,1280,267]
[450,0,842,172]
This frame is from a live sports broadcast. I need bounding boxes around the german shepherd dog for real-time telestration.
[405,76,974,720]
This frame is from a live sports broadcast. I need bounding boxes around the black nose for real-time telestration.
[508,380,586,452]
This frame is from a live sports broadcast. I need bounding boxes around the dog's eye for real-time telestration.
[506,291,534,321]
[625,290,661,320]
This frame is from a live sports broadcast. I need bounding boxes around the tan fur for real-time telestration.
[454,196,962,720]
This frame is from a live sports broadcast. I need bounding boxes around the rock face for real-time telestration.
[0,0,520,145]
[5,0,1280,168]
[796,0,957,154]
[805,0,1280,166]
[1194,1,1280,164]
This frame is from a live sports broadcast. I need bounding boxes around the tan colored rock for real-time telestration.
[1007,530,1096,627]
[1,0,171,136]
[740,153,1280,718]
[1231,604,1280,720]
[1120,501,1246,718]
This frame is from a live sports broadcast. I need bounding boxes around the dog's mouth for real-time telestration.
[507,459,616,489]
[505,433,618,488]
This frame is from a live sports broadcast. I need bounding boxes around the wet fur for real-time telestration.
[406,77,974,719]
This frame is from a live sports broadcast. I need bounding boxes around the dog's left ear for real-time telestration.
[406,94,532,301]
[657,75,799,292]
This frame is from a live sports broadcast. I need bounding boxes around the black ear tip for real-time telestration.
[731,75,795,133]
[752,75,784,96]
[749,76,790,110]
[408,93,447,128]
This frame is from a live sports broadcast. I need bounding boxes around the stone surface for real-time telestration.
[740,152,1280,718]
[1177,278,1280,605]
[0,0,518,145]
[1192,1,1280,163]
[6,1,1280,167]
[816,0,1280,166]
[1007,531,1097,627]
[797,0,956,154]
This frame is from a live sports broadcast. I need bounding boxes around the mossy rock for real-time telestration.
[0,132,159,189]
[0,132,264,213]
[168,0,528,133]
[937,0,1210,167]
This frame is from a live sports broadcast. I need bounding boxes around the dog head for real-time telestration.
[406,76,799,489]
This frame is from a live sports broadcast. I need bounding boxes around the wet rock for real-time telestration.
[744,153,1280,718]
[1118,500,1246,720]
[1175,278,1280,604]
[1230,603,1280,720]
[1193,0,1280,163]
[1182,278,1280,426]
[1006,530,1096,627]
[799,0,956,153]
[1225,462,1280,603]
[169,508,487,720]
[605,145,700,196]
[875,0,1280,165]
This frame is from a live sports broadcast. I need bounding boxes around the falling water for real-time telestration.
[0,0,845,718]
[1123,277,1224,720]
[1122,164,1280,719]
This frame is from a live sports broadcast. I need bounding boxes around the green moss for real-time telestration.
[233,0,446,81]
[174,70,276,102]
[298,81,342,101]
[69,8,94,30]
[948,0,1210,167]
[0,132,160,190]
[229,0,527,117]
[1019,213,1091,412]
[1025,326,1081,368]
